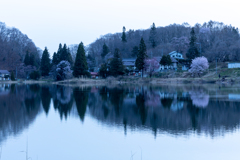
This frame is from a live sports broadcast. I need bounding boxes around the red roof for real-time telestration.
[90,72,98,76]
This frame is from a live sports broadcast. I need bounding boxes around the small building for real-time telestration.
[122,58,136,70]
[90,72,99,79]
[228,63,240,69]
[0,70,10,80]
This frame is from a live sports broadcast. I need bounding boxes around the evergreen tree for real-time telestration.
[73,42,89,77]
[121,26,127,42]
[24,51,30,66]
[56,43,62,64]
[29,53,35,66]
[186,27,200,60]
[60,44,68,62]
[99,63,108,78]
[160,55,172,68]
[101,43,109,58]
[58,44,73,65]
[52,52,58,65]
[131,46,138,57]
[67,48,73,65]
[149,23,157,48]
[40,47,51,76]
[109,48,124,76]
[135,38,147,77]
[10,71,15,81]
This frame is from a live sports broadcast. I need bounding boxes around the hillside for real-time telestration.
[0,22,41,71]
[86,21,240,68]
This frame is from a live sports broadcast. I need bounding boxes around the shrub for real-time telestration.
[56,61,73,81]
[29,71,41,80]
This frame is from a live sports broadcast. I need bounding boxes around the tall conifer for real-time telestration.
[73,42,89,77]
[52,52,58,65]
[29,53,35,66]
[186,27,200,60]
[149,23,157,48]
[101,43,109,58]
[109,48,124,76]
[24,51,30,66]
[40,47,51,76]
[121,26,127,42]
[56,43,62,64]
[135,38,147,77]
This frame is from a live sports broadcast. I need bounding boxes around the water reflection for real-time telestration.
[1,84,240,141]
[0,84,41,144]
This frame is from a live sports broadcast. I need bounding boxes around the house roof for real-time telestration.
[169,51,184,59]
[122,58,136,62]
[169,51,182,55]
[0,70,10,74]
[123,61,135,66]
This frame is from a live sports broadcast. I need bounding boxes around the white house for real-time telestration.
[169,51,184,60]
[0,70,10,80]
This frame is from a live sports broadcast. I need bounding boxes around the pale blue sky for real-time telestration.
[0,0,240,54]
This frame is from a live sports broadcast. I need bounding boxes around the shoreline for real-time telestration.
[0,77,238,86]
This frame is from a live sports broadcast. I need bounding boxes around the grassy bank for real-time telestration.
[1,62,240,85]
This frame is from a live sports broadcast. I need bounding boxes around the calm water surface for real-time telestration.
[1,84,240,160]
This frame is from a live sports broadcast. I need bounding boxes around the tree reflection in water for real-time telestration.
[1,84,240,140]
[50,85,74,119]
[0,84,41,144]
[74,87,90,122]
[41,86,52,115]
[189,88,209,108]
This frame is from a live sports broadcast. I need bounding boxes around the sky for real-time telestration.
[1,0,240,55]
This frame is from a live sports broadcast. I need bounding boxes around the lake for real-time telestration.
[1,83,240,160]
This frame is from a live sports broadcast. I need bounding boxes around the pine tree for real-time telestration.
[24,51,30,66]
[101,43,109,58]
[67,48,73,65]
[29,53,35,66]
[121,26,127,42]
[73,42,89,77]
[57,44,73,65]
[131,46,138,57]
[135,38,147,77]
[149,23,157,48]
[109,48,124,76]
[10,71,15,81]
[186,27,200,60]
[56,43,62,64]
[52,52,58,65]
[160,55,172,68]
[60,44,68,62]
[40,47,51,76]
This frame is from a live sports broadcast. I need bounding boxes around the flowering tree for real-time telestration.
[189,56,209,77]
[17,63,37,79]
[144,58,159,77]
[56,61,72,81]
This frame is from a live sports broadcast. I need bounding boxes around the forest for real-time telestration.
[0,22,41,71]
[1,20,240,79]
[86,21,240,67]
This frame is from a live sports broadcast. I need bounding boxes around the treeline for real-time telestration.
[39,42,89,81]
[87,21,240,66]
[0,22,41,71]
